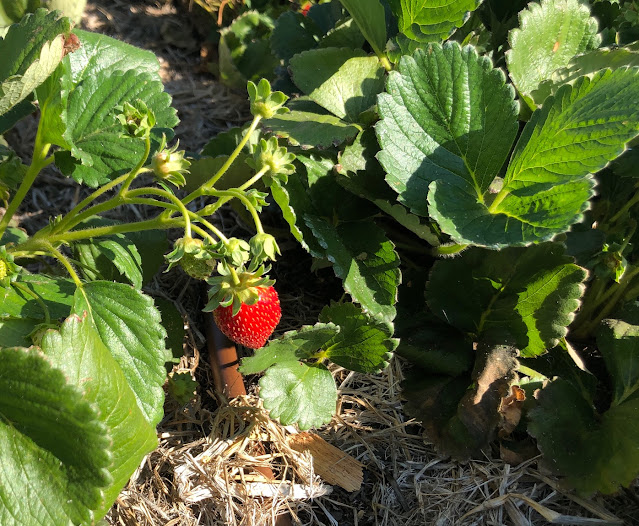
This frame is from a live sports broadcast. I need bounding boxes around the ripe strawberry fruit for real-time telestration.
[213,285,281,348]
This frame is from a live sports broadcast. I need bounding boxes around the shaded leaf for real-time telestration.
[338,0,387,55]
[270,11,321,63]
[304,216,400,322]
[0,346,111,525]
[529,378,639,495]
[0,274,75,320]
[427,244,587,357]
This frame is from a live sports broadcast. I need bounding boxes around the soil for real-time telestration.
[5,1,639,524]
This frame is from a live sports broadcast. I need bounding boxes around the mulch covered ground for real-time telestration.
[6,1,639,524]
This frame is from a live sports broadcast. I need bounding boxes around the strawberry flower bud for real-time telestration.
[249,232,280,263]
[224,238,251,267]
[115,100,156,138]
[151,136,190,188]
[247,137,295,182]
[247,78,289,119]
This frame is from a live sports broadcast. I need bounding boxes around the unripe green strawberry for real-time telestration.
[179,252,213,280]
[213,285,281,348]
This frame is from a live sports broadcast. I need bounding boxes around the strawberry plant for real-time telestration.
[218,0,639,499]
[0,8,306,523]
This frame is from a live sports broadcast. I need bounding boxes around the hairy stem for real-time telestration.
[12,281,51,324]
[0,132,52,239]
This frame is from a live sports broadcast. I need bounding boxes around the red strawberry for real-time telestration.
[213,285,281,348]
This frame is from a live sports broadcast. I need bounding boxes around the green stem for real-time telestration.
[119,135,152,195]
[379,55,392,72]
[127,187,192,237]
[52,173,131,235]
[47,244,83,287]
[609,186,639,226]
[574,266,639,339]
[207,189,264,233]
[179,116,262,208]
[12,281,51,324]
[488,188,508,213]
[0,138,52,240]
[238,166,268,191]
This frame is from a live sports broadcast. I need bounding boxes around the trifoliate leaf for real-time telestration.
[240,323,339,374]
[429,68,639,247]
[305,216,400,322]
[259,361,337,429]
[377,42,518,218]
[506,0,601,98]
[0,347,111,526]
[73,281,169,426]
[387,0,482,42]
[426,243,587,357]
[289,47,385,122]
[41,313,158,518]
[319,302,396,373]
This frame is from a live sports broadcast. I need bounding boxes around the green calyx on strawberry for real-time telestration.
[204,262,281,348]
[165,237,216,280]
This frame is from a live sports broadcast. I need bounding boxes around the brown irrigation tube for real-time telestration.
[204,308,292,526]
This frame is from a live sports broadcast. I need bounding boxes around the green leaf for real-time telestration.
[532,46,639,105]
[426,243,587,357]
[304,216,400,322]
[270,11,322,62]
[297,153,377,221]
[396,318,475,376]
[0,97,34,134]
[0,346,111,525]
[184,154,253,193]
[319,18,365,49]
[319,302,397,373]
[240,323,339,374]
[506,0,601,97]
[41,313,158,518]
[65,28,162,82]
[597,304,639,406]
[126,229,168,286]
[73,219,143,288]
[0,274,76,320]
[263,102,360,148]
[403,343,518,459]
[430,68,639,247]
[0,9,69,82]
[154,298,185,365]
[51,68,178,187]
[289,47,385,122]
[337,129,440,245]
[218,11,277,89]
[387,0,482,42]
[376,42,518,217]
[0,34,64,117]
[528,378,639,495]
[338,0,387,56]
[259,361,337,429]
[73,281,169,426]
